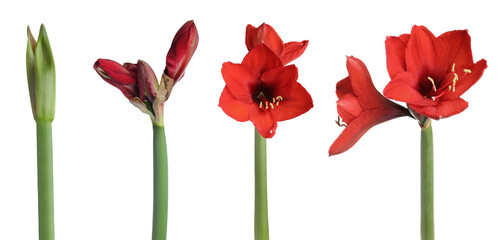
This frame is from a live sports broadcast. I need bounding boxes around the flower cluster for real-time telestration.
[94,20,198,126]
[219,23,313,138]
[330,25,487,155]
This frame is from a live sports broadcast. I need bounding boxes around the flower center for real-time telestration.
[425,63,471,101]
[257,92,283,110]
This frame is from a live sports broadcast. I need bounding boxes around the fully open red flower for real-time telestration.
[383,25,487,120]
[329,57,410,156]
[246,23,308,65]
[219,44,313,138]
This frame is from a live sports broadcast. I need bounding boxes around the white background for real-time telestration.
[1,0,503,239]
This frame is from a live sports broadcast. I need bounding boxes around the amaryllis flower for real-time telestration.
[219,44,313,138]
[329,57,411,156]
[94,59,139,100]
[383,25,487,120]
[246,23,308,65]
[165,20,199,83]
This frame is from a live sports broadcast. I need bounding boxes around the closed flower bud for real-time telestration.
[164,20,199,83]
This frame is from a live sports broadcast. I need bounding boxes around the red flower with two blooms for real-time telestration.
[219,44,313,138]
[384,25,487,120]
[329,57,411,155]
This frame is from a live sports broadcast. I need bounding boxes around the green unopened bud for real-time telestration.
[26,24,55,122]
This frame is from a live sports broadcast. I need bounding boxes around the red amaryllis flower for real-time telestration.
[94,59,139,100]
[246,23,308,65]
[165,20,199,83]
[329,57,411,156]
[219,44,313,138]
[383,25,487,120]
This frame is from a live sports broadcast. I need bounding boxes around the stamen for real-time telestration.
[276,96,283,101]
[452,73,459,92]
[265,102,268,110]
[259,101,263,109]
[463,69,472,74]
[427,77,437,91]
[270,103,275,109]
[272,98,275,103]
[451,63,455,73]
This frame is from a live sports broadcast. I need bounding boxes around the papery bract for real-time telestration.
[165,20,199,83]
[329,57,410,155]
[246,23,308,65]
[219,44,313,138]
[383,25,487,120]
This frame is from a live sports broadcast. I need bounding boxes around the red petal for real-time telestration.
[249,104,277,138]
[165,20,199,82]
[336,76,353,99]
[275,83,313,121]
[346,57,386,109]
[445,59,487,99]
[405,26,448,77]
[137,60,158,102]
[94,59,136,85]
[329,109,401,156]
[385,34,409,79]
[281,40,309,64]
[383,72,435,107]
[409,98,468,120]
[245,23,285,57]
[242,44,283,74]
[438,30,473,66]
[336,93,361,124]
[260,65,298,98]
[221,62,260,104]
[219,86,251,122]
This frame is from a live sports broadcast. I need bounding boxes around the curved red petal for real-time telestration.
[242,44,283,74]
[245,23,285,57]
[346,57,385,109]
[260,65,298,98]
[94,59,136,85]
[336,93,361,124]
[275,83,313,121]
[281,40,309,64]
[385,34,409,79]
[249,104,277,138]
[438,29,474,67]
[383,72,435,107]
[409,98,468,120]
[405,26,448,77]
[336,76,353,99]
[137,60,158,102]
[219,86,251,122]
[221,62,259,104]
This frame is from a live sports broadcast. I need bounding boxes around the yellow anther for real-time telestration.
[276,102,280,106]
[276,96,283,101]
[463,69,472,74]
[270,103,275,109]
[452,73,459,92]
[259,101,263,109]
[265,102,268,110]
[272,98,275,103]
[427,77,437,91]
[451,63,455,73]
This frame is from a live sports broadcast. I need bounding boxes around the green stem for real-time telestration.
[152,125,168,240]
[36,120,54,240]
[421,121,434,240]
[254,128,269,240]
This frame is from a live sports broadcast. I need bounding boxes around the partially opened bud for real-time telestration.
[93,59,139,100]
[164,20,199,83]
[26,24,56,121]
[137,60,158,103]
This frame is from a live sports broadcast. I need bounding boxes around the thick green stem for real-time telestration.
[421,121,434,240]
[254,128,269,240]
[36,120,54,240]
[152,125,168,240]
